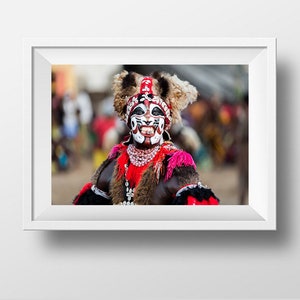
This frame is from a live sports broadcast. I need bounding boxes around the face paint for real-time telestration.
[129,99,165,147]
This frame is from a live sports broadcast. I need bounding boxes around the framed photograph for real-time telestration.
[23,38,276,230]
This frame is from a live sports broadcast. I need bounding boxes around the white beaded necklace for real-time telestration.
[120,163,135,205]
[120,144,161,205]
[127,144,160,167]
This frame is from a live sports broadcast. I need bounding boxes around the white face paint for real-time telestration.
[129,100,165,147]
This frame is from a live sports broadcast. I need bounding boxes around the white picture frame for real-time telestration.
[23,38,276,231]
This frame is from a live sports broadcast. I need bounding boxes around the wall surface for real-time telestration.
[0,0,299,299]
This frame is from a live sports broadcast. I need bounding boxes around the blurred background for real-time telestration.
[51,65,248,205]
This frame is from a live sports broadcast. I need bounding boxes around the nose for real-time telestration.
[144,109,151,125]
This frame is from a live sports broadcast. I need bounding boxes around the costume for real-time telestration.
[73,70,219,205]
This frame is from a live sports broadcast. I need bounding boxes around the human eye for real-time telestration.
[152,107,164,116]
[132,106,145,115]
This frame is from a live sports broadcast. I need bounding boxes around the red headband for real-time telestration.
[139,77,154,94]
[125,77,172,130]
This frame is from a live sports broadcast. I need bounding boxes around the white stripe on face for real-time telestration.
[130,102,165,146]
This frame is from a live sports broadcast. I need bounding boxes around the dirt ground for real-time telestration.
[52,158,245,205]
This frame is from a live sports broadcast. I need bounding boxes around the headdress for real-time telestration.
[112,70,198,130]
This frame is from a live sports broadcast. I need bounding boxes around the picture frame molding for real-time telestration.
[23,37,277,231]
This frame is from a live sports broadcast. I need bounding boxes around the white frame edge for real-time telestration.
[23,38,276,231]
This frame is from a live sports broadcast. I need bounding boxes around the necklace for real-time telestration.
[127,144,160,167]
[120,164,135,205]
[121,144,161,205]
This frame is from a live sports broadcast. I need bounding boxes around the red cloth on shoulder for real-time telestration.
[187,195,219,205]
[73,182,92,204]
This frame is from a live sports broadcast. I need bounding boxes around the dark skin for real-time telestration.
[96,157,183,205]
[151,176,181,205]
[96,159,116,193]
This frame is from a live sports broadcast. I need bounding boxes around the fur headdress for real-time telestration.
[112,70,198,130]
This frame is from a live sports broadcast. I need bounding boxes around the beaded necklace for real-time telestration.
[127,144,160,167]
[119,144,161,205]
[120,163,135,205]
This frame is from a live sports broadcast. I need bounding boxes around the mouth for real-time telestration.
[140,126,155,136]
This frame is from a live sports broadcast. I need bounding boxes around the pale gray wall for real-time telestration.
[0,0,298,299]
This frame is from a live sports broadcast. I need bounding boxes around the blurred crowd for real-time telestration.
[51,66,249,204]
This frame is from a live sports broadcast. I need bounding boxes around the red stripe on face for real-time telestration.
[157,125,163,135]
[132,126,138,134]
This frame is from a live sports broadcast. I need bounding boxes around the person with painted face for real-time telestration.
[73,71,219,205]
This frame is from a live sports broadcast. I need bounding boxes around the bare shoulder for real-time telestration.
[94,159,117,193]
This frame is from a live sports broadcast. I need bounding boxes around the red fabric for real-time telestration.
[126,164,148,187]
[139,77,153,94]
[115,144,156,186]
[73,182,92,204]
[114,142,197,185]
[115,142,176,181]
[187,195,219,205]
[79,182,93,195]
[208,196,219,205]
[116,148,129,180]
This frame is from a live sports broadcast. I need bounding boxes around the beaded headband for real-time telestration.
[125,77,172,130]
[112,70,198,129]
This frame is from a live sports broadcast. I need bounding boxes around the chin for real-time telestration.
[134,137,160,149]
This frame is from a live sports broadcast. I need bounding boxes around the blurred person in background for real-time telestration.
[60,91,81,167]
[76,89,93,157]
[91,96,127,169]
[188,98,226,166]
[62,92,79,139]
[218,100,239,164]
[52,95,74,173]
[73,70,219,205]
